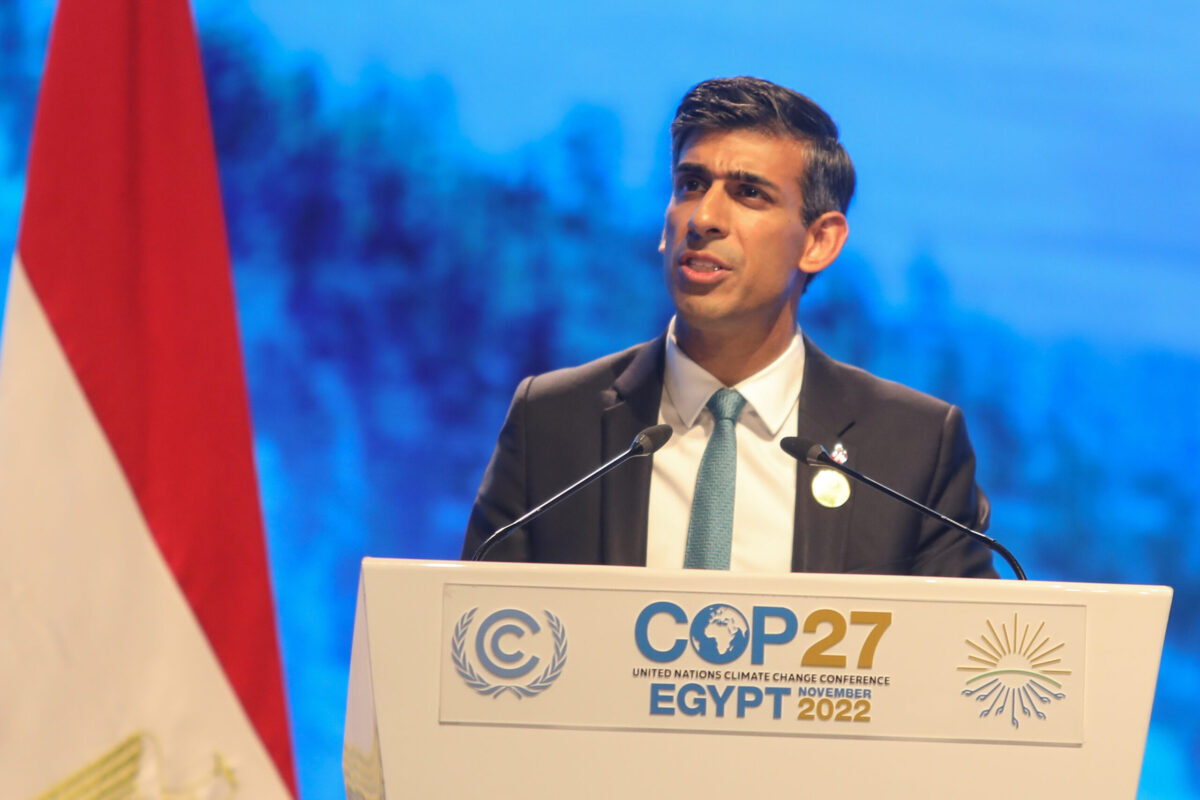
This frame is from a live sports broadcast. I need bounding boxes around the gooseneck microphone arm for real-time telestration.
[471,424,674,562]
[780,437,1027,580]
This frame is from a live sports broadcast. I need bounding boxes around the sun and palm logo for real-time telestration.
[957,614,1071,730]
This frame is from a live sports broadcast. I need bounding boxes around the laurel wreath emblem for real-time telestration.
[452,608,568,698]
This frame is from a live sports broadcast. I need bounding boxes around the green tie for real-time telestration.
[684,389,747,569]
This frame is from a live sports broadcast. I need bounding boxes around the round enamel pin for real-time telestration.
[811,469,851,508]
[811,442,851,508]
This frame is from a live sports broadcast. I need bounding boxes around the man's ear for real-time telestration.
[798,211,849,276]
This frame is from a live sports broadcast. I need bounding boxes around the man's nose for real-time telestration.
[688,187,728,240]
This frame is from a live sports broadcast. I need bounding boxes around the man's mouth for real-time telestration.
[682,253,730,271]
[679,253,732,284]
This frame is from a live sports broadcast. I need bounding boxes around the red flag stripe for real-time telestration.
[17,2,296,793]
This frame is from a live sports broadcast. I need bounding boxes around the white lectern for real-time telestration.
[344,559,1170,799]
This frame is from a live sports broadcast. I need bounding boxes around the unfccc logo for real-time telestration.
[452,608,567,698]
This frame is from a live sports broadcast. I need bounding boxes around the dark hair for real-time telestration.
[670,77,856,226]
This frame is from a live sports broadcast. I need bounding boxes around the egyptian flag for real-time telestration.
[0,1,296,797]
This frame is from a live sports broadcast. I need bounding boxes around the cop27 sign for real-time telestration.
[439,583,1085,746]
[634,601,891,666]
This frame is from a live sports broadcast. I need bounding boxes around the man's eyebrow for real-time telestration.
[673,162,781,193]
[673,162,712,181]
[726,169,781,193]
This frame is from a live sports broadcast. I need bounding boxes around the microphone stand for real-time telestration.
[783,438,1027,580]
[471,424,673,562]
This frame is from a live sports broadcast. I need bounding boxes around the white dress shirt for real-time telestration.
[645,317,804,572]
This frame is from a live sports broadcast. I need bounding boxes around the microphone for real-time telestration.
[471,423,674,561]
[780,437,1026,580]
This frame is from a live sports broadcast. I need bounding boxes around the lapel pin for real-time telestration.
[812,442,851,508]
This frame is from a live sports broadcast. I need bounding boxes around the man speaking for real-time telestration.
[463,76,997,579]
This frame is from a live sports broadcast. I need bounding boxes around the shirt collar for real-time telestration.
[663,316,806,436]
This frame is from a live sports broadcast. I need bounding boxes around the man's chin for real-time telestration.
[672,305,741,337]
[670,281,729,311]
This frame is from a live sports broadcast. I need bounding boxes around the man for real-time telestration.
[462,76,997,578]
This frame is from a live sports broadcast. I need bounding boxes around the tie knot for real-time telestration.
[706,388,746,423]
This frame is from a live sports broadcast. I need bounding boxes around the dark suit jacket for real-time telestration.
[463,335,998,578]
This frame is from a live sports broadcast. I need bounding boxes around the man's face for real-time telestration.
[661,129,817,338]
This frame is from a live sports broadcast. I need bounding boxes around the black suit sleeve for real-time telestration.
[461,378,534,561]
[909,404,999,578]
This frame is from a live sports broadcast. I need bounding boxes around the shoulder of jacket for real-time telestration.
[522,339,657,399]
[809,343,958,427]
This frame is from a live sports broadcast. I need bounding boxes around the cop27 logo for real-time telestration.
[452,608,568,698]
[634,601,891,667]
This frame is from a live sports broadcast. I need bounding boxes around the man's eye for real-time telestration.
[737,184,765,200]
[678,177,703,193]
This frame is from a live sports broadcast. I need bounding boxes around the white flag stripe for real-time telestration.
[0,254,290,798]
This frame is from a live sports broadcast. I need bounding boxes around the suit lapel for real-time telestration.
[600,337,666,565]
[791,336,857,573]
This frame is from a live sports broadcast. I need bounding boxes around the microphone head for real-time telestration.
[631,423,673,456]
[779,437,830,467]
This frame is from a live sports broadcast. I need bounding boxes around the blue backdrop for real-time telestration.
[2,1,1198,797]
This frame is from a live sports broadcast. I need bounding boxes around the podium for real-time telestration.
[344,559,1171,799]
